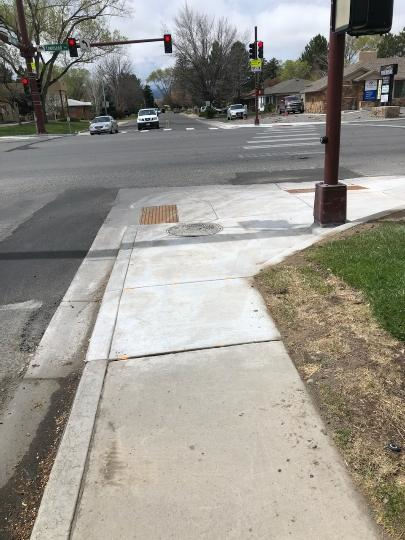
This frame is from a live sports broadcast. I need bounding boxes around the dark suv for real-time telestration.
[278,95,304,114]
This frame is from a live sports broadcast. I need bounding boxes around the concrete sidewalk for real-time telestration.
[31,177,405,539]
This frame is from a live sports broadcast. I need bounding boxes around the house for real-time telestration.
[67,98,93,120]
[264,78,312,110]
[0,82,25,123]
[304,51,405,113]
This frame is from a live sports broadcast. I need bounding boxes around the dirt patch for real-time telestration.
[0,374,80,540]
[255,221,405,538]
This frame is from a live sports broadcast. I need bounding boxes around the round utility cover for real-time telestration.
[167,222,223,237]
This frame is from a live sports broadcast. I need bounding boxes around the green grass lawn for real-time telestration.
[309,222,405,341]
[0,120,89,136]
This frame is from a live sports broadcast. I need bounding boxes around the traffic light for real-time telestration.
[249,42,257,60]
[257,41,263,59]
[21,77,30,97]
[67,37,78,57]
[163,34,172,54]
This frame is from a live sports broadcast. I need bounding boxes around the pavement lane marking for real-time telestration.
[243,141,320,150]
[209,127,219,130]
[246,137,320,144]
[345,123,405,129]
[186,127,195,131]
[0,299,42,311]
[163,128,172,131]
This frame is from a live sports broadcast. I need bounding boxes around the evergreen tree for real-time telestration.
[143,85,155,107]
[300,34,328,77]
[377,28,405,57]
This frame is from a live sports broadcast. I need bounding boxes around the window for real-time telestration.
[394,80,405,98]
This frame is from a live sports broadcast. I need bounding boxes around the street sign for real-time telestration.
[250,59,262,72]
[363,79,377,101]
[80,37,91,52]
[41,43,69,52]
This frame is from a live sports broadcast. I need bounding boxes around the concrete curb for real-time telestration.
[30,360,108,540]
[86,226,137,362]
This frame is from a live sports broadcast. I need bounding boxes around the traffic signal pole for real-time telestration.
[313,1,347,226]
[254,26,260,126]
[15,0,47,134]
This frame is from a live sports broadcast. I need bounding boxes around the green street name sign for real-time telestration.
[42,43,68,51]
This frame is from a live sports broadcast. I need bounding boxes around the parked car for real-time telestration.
[278,95,304,114]
[137,108,160,130]
[89,115,118,135]
[227,104,247,120]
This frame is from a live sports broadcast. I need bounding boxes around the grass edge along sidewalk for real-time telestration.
[0,120,89,136]
[255,214,405,539]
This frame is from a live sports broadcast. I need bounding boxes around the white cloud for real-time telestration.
[112,0,405,80]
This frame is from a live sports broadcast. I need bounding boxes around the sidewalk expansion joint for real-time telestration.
[123,275,252,290]
[109,338,282,363]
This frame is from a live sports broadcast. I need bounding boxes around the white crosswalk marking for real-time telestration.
[243,141,319,150]
[246,137,319,144]
[242,124,321,153]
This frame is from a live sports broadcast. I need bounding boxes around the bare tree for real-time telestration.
[147,67,174,103]
[0,0,128,113]
[96,53,143,115]
[173,6,236,104]
[345,35,382,64]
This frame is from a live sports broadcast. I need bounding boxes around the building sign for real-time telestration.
[363,79,378,101]
[379,64,397,105]
[380,64,398,77]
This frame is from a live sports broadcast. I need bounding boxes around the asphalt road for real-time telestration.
[0,111,404,536]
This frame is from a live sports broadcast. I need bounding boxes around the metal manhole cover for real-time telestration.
[167,222,223,237]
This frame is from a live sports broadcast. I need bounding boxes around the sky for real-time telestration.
[114,0,405,82]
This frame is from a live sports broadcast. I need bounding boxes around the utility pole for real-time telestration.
[15,0,47,134]
[254,26,260,126]
[313,0,347,226]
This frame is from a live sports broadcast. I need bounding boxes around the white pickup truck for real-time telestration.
[227,104,247,120]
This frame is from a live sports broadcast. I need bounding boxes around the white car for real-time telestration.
[137,108,160,130]
[89,115,118,135]
[227,104,247,120]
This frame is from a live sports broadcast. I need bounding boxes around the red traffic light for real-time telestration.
[163,34,172,53]
[21,77,29,86]
[67,37,78,57]
[257,40,264,59]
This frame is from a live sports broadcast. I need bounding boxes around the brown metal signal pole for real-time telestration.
[313,0,347,226]
[15,0,46,134]
[254,26,260,126]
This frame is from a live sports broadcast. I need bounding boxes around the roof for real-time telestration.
[264,79,312,96]
[305,56,405,94]
[67,98,92,107]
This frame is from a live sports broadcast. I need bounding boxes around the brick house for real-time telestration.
[304,51,405,113]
